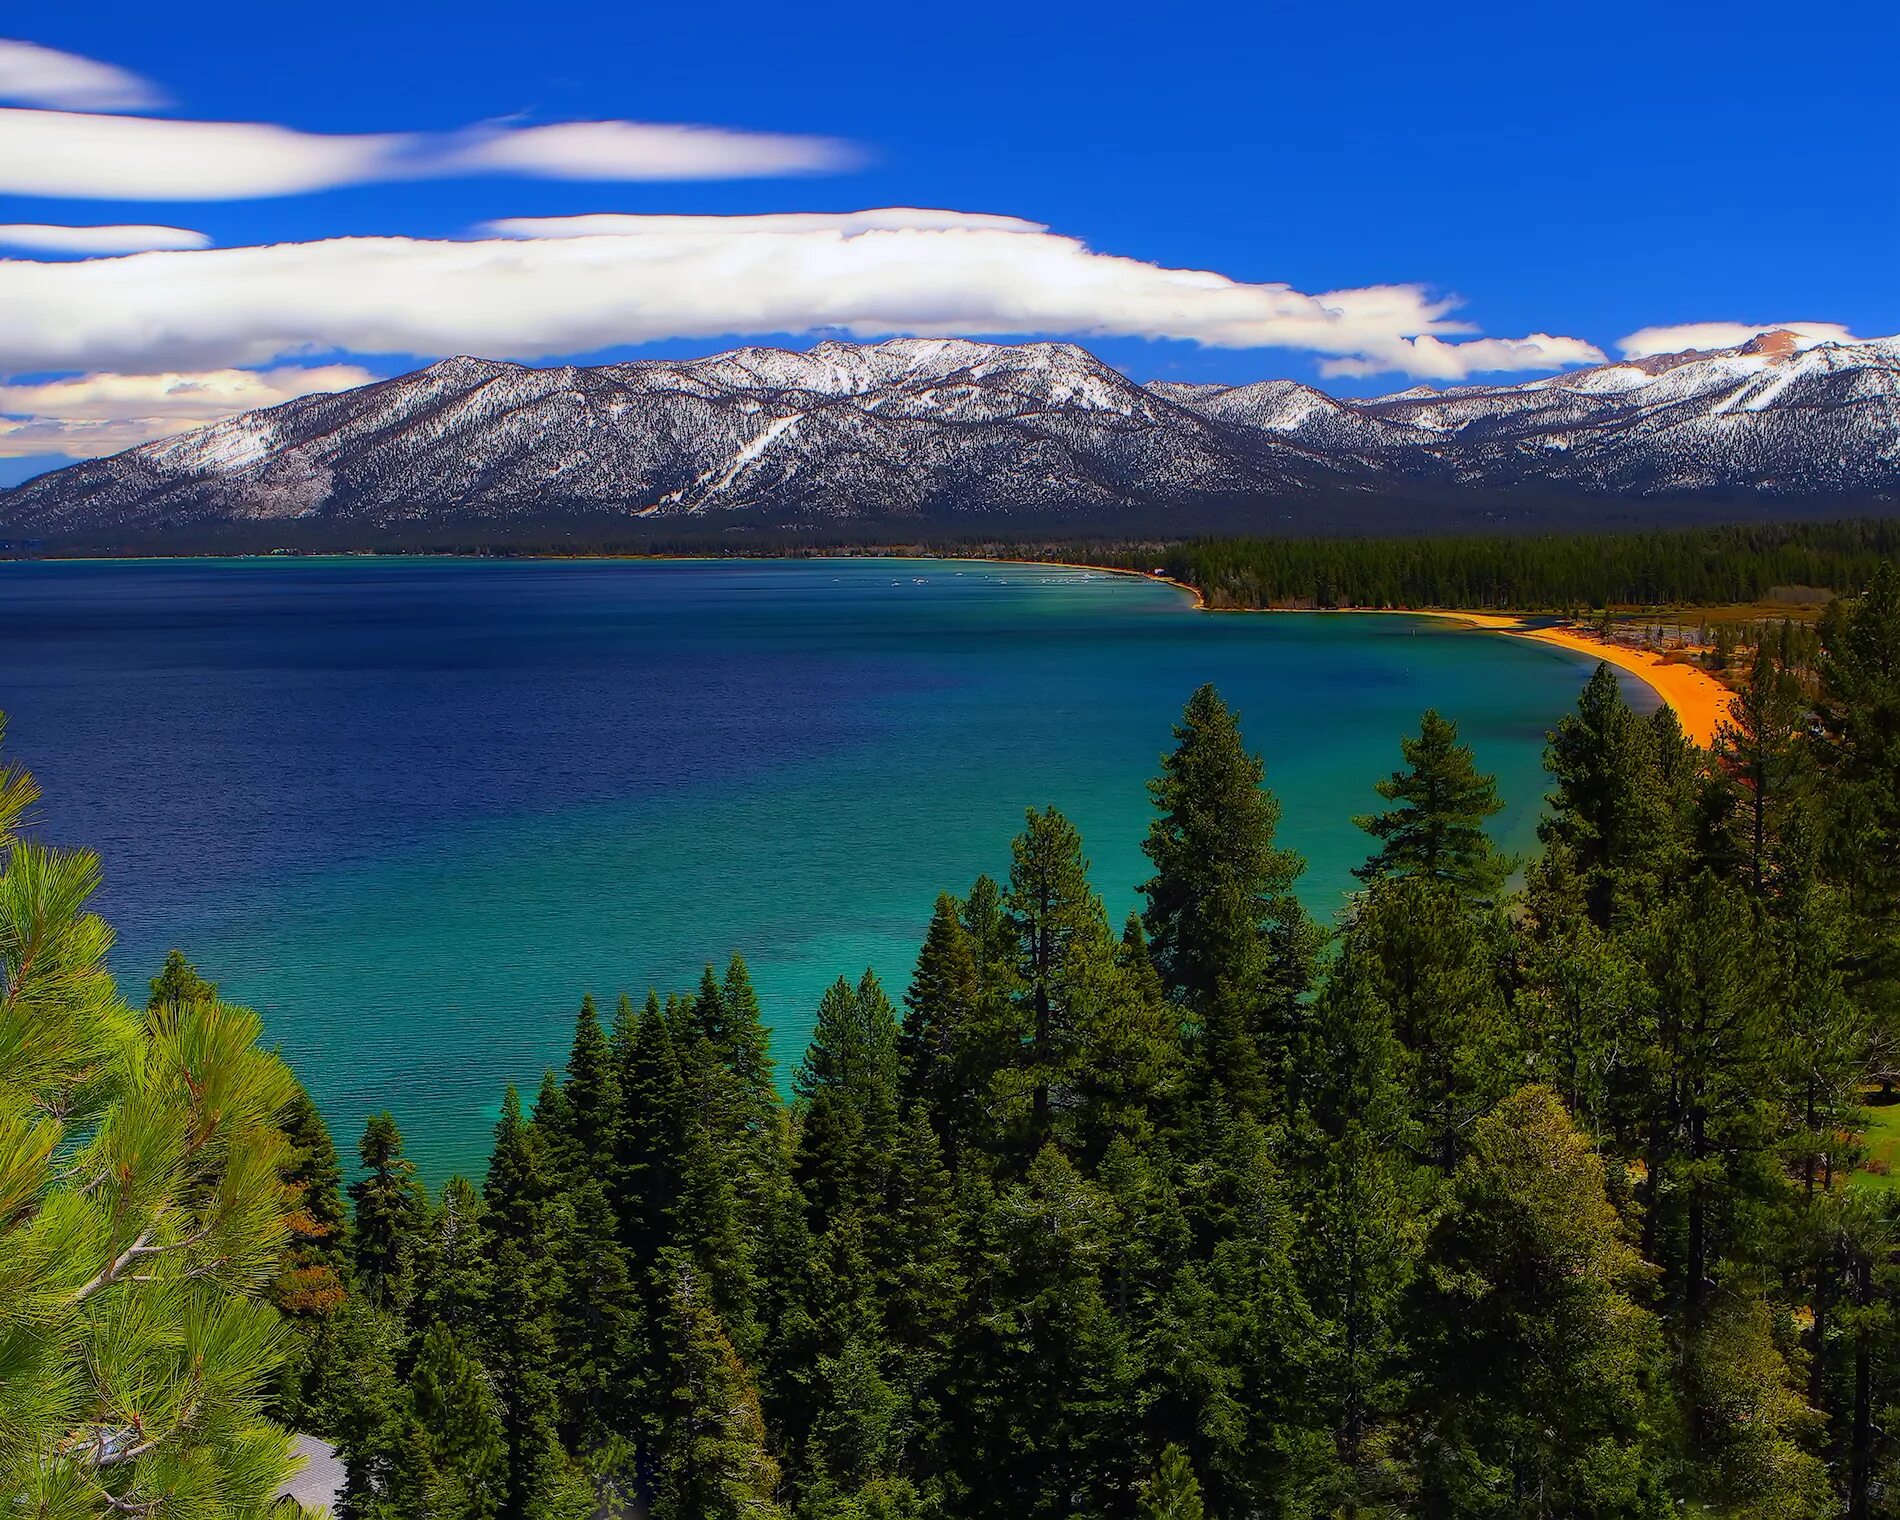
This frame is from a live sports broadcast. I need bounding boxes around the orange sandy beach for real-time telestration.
[1374,609,1738,747]
[989,561,1739,748]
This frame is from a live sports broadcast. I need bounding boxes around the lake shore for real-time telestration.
[985,559,1737,746]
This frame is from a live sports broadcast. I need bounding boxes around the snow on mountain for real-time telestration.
[4,332,1897,538]
[1359,333,1900,492]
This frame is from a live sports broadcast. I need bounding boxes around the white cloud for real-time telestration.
[1320,334,1605,381]
[0,364,377,458]
[0,108,404,199]
[443,121,859,181]
[481,209,1049,238]
[0,222,210,253]
[0,38,162,112]
[1617,320,1862,358]
[0,216,1603,382]
[0,107,859,201]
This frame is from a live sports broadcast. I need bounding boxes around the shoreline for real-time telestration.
[982,559,1737,746]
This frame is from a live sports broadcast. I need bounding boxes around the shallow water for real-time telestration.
[0,556,1647,1178]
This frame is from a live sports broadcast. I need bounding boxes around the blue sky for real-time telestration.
[1,0,1894,481]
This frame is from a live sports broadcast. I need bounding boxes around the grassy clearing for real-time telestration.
[1852,1090,1900,1194]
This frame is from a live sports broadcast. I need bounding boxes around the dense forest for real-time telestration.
[1115,519,1900,612]
[5,561,1900,1520]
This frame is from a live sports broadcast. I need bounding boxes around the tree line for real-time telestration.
[1112,518,1900,612]
[4,561,1899,1519]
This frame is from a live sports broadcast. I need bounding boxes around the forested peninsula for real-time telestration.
[6,562,1900,1520]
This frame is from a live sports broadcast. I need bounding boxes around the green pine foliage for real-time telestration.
[0,727,306,1516]
[13,553,1900,1520]
[1354,708,1508,898]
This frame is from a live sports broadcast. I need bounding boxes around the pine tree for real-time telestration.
[721,953,778,1122]
[1005,807,1113,1151]
[1814,562,1900,1069]
[275,1083,351,1311]
[1065,915,1184,1161]
[550,1177,639,1456]
[1541,662,1680,929]
[1195,1117,1329,1514]
[350,1112,429,1314]
[1334,876,1514,1172]
[945,1147,1136,1520]
[899,892,981,1149]
[1682,1285,1830,1520]
[1638,878,1779,1317]
[1717,643,1809,897]
[1353,708,1508,899]
[272,1082,352,1429]
[615,991,685,1264]
[407,1322,509,1520]
[675,1036,769,1363]
[411,1173,489,1338]
[1408,1086,1668,1518]
[656,1255,785,1520]
[1299,1118,1420,1500]
[1138,1444,1206,1520]
[560,992,619,1182]
[147,945,219,1009]
[1141,684,1316,1112]
[481,1086,569,1520]
[0,813,304,1512]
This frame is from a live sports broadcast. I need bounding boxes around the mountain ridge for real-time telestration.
[5,332,1898,541]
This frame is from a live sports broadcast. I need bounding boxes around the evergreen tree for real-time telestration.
[721,953,778,1121]
[411,1174,490,1338]
[615,991,685,1264]
[1334,876,1514,1172]
[656,1256,785,1520]
[1141,684,1316,1111]
[1717,643,1810,897]
[404,1322,510,1520]
[1408,1086,1668,1519]
[898,892,981,1151]
[1063,915,1184,1160]
[1637,879,1779,1316]
[1816,561,1900,919]
[945,1147,1136,1520]
[1299,1118,1420,1503]
[1682,1286,1830,1520]
[795,973,902,1230]
[481,1086,568,1520]
[1541,663,1678,928]
[550,1177,639,1456]
[1354,707,1508,899]
[1005,808,1114,1152]
[272,1082,352,1429]
[275,1083,351,1311]
[0,814,304,1512]
[559,992,619,1181]
[350,1112,429,1314]
[147,944,218,1009]
[1138,1444,1206,1520]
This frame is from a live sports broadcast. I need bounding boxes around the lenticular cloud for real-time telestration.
[0,214,1604,382]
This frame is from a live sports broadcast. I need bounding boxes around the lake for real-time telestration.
[0,556,1648,1179]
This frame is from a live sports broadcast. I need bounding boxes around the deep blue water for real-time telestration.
[0,557,1646,1178]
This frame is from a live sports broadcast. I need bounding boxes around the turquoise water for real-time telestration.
[0,557,1647,1179]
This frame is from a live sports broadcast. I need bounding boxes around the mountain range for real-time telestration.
[4,330,1897,544]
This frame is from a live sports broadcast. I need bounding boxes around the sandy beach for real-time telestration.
[1350,608,1738,746]
[990,563,1739,748]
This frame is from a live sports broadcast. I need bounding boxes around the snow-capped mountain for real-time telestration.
[1357,331,1900,494]
[5,331,1897,540]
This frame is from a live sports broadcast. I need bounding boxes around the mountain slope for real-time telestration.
[4,331,1897,539]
